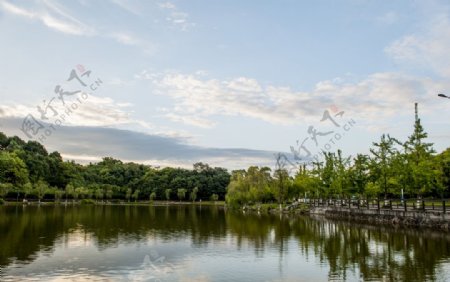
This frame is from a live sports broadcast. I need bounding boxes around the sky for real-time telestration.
[0,0,449,170]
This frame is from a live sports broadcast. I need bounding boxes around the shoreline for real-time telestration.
[0,200,226,207]
[4,200,450,231]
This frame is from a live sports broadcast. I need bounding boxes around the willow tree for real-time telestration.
[190,187,198,202]
[165,188,171,201]
[225,167,273,207]
[177,188,186,202]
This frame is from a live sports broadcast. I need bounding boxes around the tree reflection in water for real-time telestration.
[1,205,450,281]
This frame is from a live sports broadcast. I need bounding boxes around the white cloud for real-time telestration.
[0,103,36,118]
[66,95,132,127]
[227,77,262,92]
[158,2,176,10]
[158,2,194,31]
[146,71,445,128]
[60,154,275,171]
[0,0,94,36]
[109,32,140,46]
[107,32,157,54]
[0,1,34,18]
[386,13,450,77]
[60,153,102,163]
[166,11,194,31]
[0,94,151,129]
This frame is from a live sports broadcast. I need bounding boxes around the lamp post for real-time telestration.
[438,93,450,99]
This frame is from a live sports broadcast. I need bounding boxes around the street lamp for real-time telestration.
[438,93,450,99]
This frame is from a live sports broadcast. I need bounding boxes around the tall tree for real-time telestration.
[348,154,369,196]
[405,103,436,197]
[330,150,351,197]
[273,153,291,208]
[369,134,396,199]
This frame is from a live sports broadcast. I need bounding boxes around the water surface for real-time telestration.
[1,205,450,281]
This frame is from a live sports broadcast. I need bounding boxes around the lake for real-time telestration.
[1,205,450,281]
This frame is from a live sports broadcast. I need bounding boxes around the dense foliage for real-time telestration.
[0,132,230,202]
[226,104,450,207]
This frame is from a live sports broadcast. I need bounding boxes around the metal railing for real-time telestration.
[304,198,449,213]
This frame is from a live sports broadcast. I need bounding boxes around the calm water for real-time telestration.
[1,205,450,281]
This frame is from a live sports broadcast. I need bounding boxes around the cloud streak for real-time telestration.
[0,0,94,35]
[0,1,156,52]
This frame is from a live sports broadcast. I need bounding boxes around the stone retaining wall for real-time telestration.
[310,207,450,231]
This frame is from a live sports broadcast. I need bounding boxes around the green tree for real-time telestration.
[177,188,186,202]
[190,187,198,202]
[369,134,396,199]
[95,188,104,202]
[210,193,219,202]
[436,148,450,197]
[22,183,33,201]
[149,191,156,202]
[0,132,8,149]
[273,153,291,209]
[105,188,113,201]
[65,184,75,203]
[405,103,436,197]
[74,187,83,201]
[348,154,369,196]
[165,188,171,201]
[54,189,64,202]
[34,179,49,204]
[292,164,321,200]
[126,188,132,202]
[330,150,351,197]
[132,189,140,202]
[85,187,93,199]
[0,183,13,199]
[390,144,413,198]
[0,151,29,186]
[226,166,276,207]
[226,170,250,207]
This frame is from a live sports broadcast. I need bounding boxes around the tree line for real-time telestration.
[0,133,230,203]
[226,103,450,207]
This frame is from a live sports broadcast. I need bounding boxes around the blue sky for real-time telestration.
[0,0,449,170]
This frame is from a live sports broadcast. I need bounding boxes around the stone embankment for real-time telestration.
[311,207,450,230]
